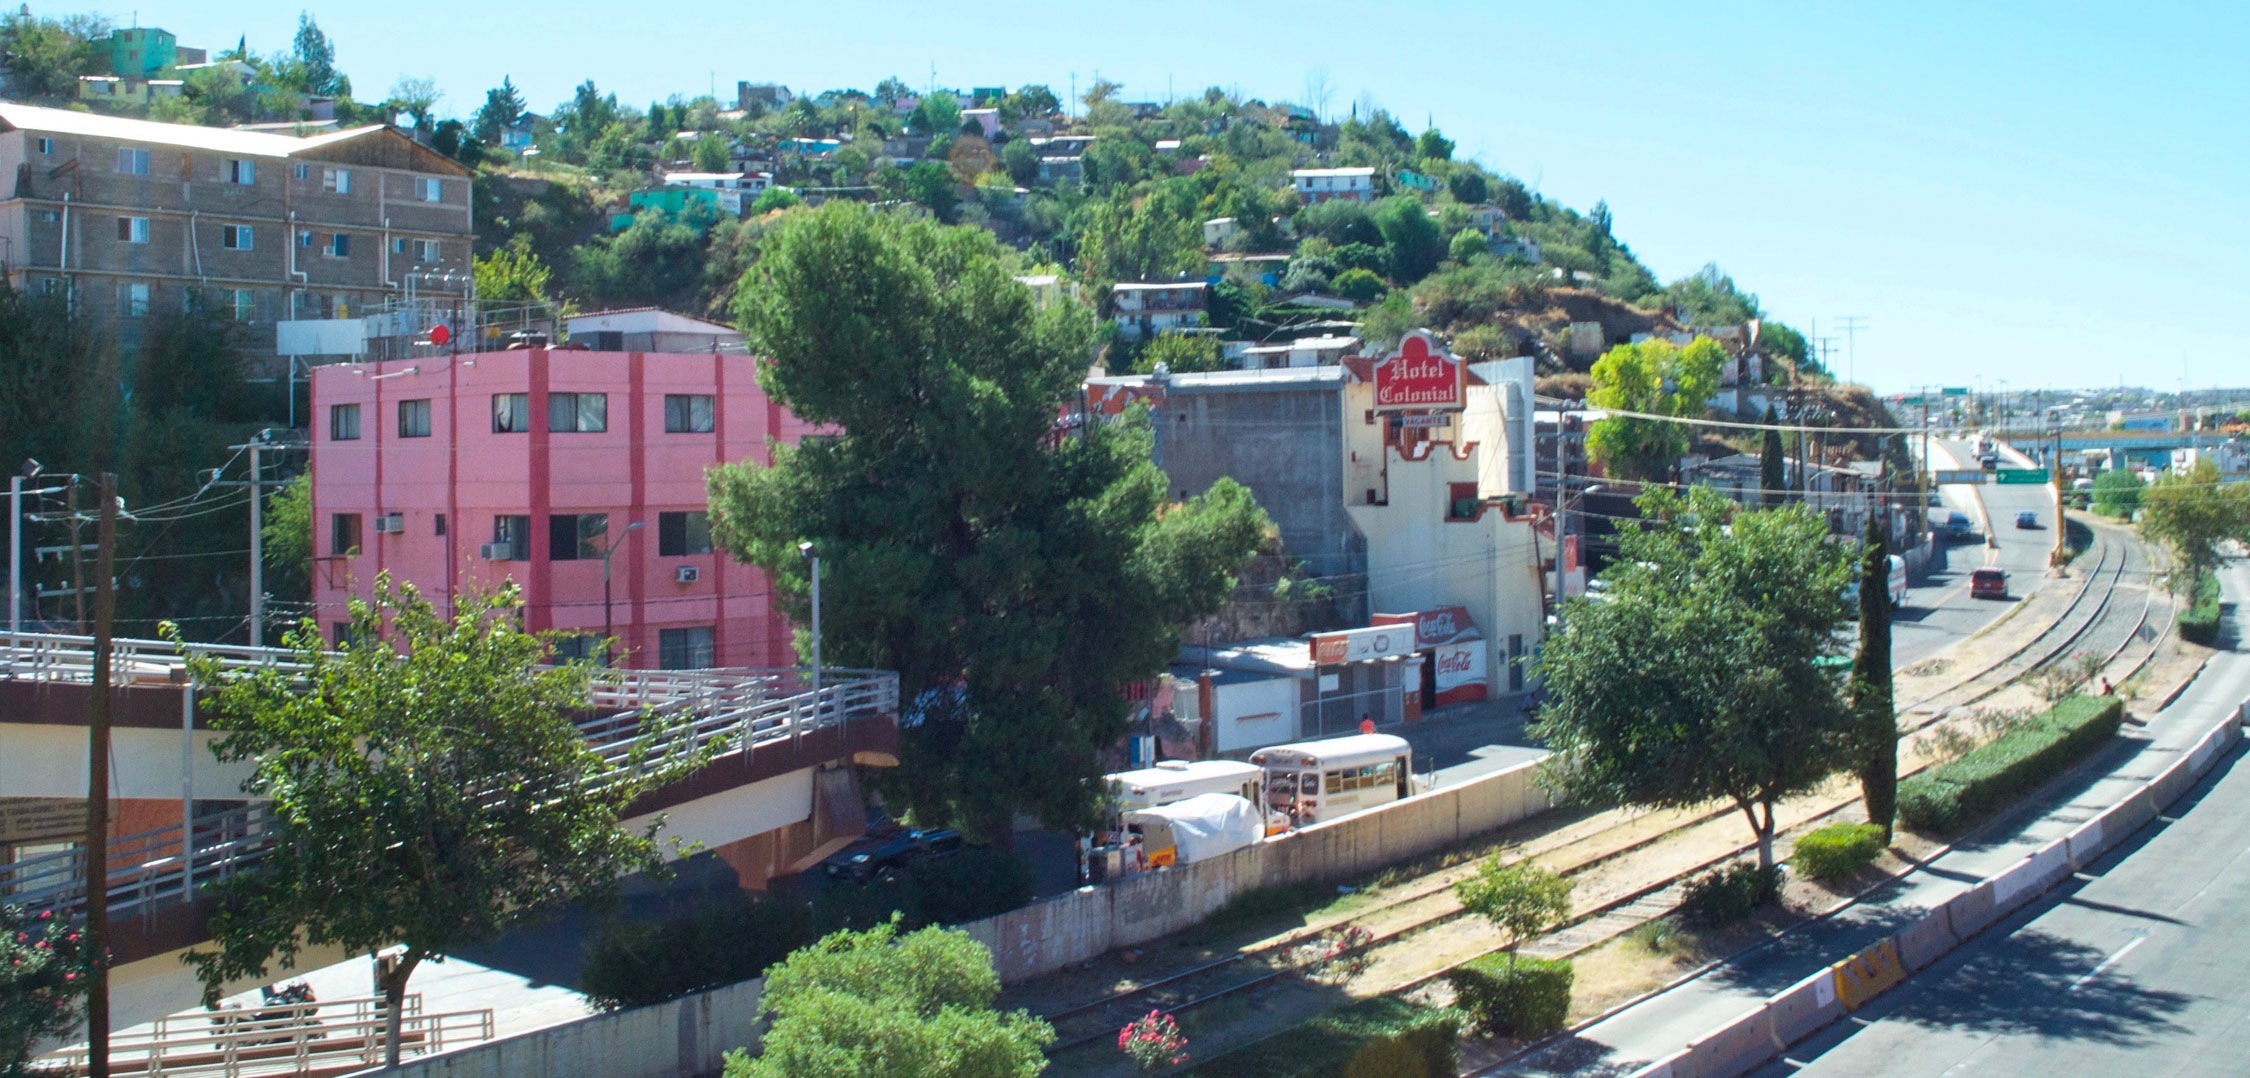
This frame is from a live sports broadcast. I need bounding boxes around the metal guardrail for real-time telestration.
[36,993,494,1077]
[0,631,898,919]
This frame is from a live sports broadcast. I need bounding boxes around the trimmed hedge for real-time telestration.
[1184,997,1460,1078]
[2179,572,2223,646]
[1898,695,2124,833]
[1679,862,1782,928]
[1446,953,1574,1038]
[580,893,814,1010]
[1791,822,1887,882]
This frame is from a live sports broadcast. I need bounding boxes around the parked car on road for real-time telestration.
[2015,511,2039,529]
[1970,567,2009,600]
[822,828,966,883]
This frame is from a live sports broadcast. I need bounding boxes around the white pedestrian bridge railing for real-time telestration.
[0,631,898,919]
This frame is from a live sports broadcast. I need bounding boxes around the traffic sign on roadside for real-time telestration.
[1931,469,1988,485]
[1995,468,2051,485]
[1942,387,1969,396]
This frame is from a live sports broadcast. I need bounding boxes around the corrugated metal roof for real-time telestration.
[0,102,384,159]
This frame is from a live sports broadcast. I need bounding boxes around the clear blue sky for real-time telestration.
[77,1,2250,395]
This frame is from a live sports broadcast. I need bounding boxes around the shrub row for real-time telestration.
[579,847,1035,1010]
[1790,822,1887,882]
[1679,862,1783,928]
[1898,695,2124,833]
[2179,573,2223,646]
[1184,996,1460,1078]
[1446,954,1574,1039]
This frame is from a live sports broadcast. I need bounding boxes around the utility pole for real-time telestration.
[67,482,85,631]
[84,472,118,1078]
[1833,316,1867,386]
[211,433,307,646]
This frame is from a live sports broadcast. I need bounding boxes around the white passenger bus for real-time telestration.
[1105,759,1267,816]
[1250,734,1415,827]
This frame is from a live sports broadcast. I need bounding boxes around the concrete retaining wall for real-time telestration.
[965,755,1552,983]
[1894,906,1960,973]
[369,978,763,1078]
[1680,1003,1776,1078]
[1765,968,1843,1046]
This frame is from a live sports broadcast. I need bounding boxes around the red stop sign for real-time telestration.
[429,323,451,346]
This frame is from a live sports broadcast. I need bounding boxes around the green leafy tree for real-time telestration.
[1850,516,1898,839]
[174,579,691,1069]
[752,186,803,214]
[291,13,347,97]
[2139,459,2250,592]
[1533,487,1857,869]
[1372,196,1445,283]
[1074,188,1202,306]
[1131,332,1223,375]
[1453,860,1572,966]
[711,203,1268,840]
[1295,200,1384,250]
[2,904,99,1077]
[1584,337,1725,481]
[387,76,441,132]
[1001,84,1060,119]
[1331,267,1385,303]
[1416,128,1455,161]
[1447,227,1488,265]
[1760,404,1787,506]
[260,472,312,618]
[1000,138,1039,186]
[721,920,1051,1078]
[2091,468,2145,518]
[571,204,717,309]
[874,77,914,107]
[910,91,962,137]
[1449,169,1490,206]
[880,160,959,219]
[1665,264,1759,326]
[473,76,527,142]
[0,12,107,100]
[693,133,731,172]
[474,236,552,306]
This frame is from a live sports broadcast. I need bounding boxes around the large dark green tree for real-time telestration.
[710,202,1268,841]
[175,579,693,1069]
[1760,403,1787,507]
[1533,487,1857,869]
[1850,516,1897,839]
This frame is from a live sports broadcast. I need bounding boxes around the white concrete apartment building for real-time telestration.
[1292,166,1375,203]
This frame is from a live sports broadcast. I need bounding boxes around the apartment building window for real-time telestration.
[116,147,149,175]
[225,158,255,185]
[117,216,149,243]
[658,511,712,557]
[548,513,608,561]
[416,177,444,202]
[117,283,149,318]
[221,225,253,250]
[330,403,361,440]
[664,394,715,433]
[325,233,351,258]
[331,512,362,557]
[493,515,531,560]
[434,513,446,536]
[298,230,313,248]
[415,239,440,262]
[35,137,52,155]
[398,398,432,438]
[292,163,309,180]
[322,167,351,193]
[550,634,600,664]
[658,626,716,670]
[491,393,531,433]
[226,288,255,321]
[547,392,607,433]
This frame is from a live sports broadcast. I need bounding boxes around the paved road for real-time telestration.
[1475,563,2249,1078]
[1891,437,2068,669]
[1766,578,2250,1078]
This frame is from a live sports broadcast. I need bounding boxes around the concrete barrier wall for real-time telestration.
[1680,1003,1777,1078]
[1628,1050,1686,1078]
[1990,840,2070,915]
[1765,968,1844,1047]
[2063,816,2108,871]
[1894,906,1961,973]
[967,755,1551,983]
[372,978,763,1078]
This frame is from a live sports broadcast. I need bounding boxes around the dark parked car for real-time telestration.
[2015,510,2039,529]
[822,828,966,883]
[1970,567,2009,600]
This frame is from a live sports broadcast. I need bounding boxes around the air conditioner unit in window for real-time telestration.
[675,565,700,584]
[478,542,515,561]
[372,513,404,534]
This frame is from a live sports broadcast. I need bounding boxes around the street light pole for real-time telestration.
[599,520,646,666]
[799,541,822,713]
[1552,484,1604,608]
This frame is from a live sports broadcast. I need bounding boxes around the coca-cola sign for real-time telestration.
[1371,330,1463,412]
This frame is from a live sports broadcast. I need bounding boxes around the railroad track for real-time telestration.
[1040,522,2168,1062]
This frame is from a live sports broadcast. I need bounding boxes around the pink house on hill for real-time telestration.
[309,339,816,669]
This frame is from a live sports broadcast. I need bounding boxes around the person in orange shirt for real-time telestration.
[1359,714,1376,735]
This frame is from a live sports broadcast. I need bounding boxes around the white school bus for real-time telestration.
[1249,733,1414,826]
[1105,759,1267,815]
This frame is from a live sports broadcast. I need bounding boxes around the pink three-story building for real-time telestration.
[309,312,816,668]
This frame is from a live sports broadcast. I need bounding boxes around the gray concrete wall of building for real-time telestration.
[1154,381,1368,588]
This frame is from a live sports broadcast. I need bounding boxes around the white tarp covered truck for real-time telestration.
[1124,792,1267,869]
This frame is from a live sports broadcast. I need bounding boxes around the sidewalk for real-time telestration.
[1475,633,2246,1075]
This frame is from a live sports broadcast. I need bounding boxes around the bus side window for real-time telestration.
[1301,773,1319,795]
[1324,770,1341,795]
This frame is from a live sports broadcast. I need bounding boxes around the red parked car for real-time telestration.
[1970,568,2008,600]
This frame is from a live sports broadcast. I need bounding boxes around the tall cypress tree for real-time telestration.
[1759,403,1786,508]
[1850,514,1897,839]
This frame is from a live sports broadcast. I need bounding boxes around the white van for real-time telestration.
[1888,554,1908,607]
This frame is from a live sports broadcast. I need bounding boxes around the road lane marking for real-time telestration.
[2067,934,2147,992]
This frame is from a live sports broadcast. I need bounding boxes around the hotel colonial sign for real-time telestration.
[1371,330,1465,412]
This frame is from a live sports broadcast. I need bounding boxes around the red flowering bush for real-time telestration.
[1118,1009,1189,1073]
[3,903,101,1076]
[1294,923,1375,984]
